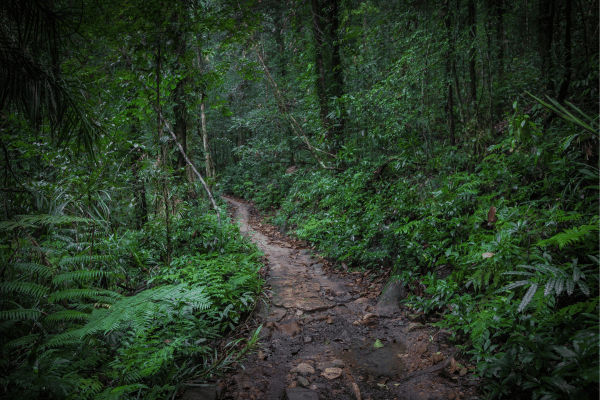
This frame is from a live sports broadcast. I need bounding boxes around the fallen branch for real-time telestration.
[141,82,221,225]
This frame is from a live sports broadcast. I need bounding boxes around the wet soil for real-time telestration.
[219,197,481,400]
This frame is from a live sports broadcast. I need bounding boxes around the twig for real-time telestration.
[140,82,221,225]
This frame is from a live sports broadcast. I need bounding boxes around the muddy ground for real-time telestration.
[195,197,482,400]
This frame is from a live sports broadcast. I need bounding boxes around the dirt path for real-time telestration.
[220,197,479,400]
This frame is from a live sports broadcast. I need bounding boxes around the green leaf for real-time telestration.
[518,283,538,312]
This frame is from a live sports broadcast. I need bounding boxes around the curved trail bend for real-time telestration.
[221,197,478,400]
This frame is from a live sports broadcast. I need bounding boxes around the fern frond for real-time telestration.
[5,333,40,348]
[0,319,19,333]
[394,219,421,235]
[44,329,83,348]
[538,223,599,249]
[0,281,49,298]
[52,270,113,285]
[518,283,538,312]
[48,288,121,303]
[0,214,95,231]
[10,262,54,277]
[496,280,530,293]
[0,308,42,320]
[58,254,113,267]
[43,310,90,323]
[80,284,211,336]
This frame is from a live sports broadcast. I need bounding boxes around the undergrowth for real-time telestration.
[0,200,263,399]
[223,98,599,399]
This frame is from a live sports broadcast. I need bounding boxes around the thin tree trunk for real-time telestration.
[444,1,456,146]
[330,0,345,140]
[557,0,572,102]
[310,0,330,136]
[538,0,556,94]
[156,37,172,263]
[200,93,215,179]
[468,0,477,107]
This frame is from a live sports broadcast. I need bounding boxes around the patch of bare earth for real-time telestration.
[188,197,481,400]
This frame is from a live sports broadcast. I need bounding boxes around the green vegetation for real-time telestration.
[1,0,598,399]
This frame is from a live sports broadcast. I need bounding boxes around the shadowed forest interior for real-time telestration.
[0,0,598,399]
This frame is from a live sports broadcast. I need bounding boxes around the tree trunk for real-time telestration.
[468,0,477,106]
[557,0,572,102]
[444,1,456,146]
[330,0,345,140]
[200,94,215,179]
[538,0,556,94]
[310,0,330,137]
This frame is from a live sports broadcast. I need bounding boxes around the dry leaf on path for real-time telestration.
[322,367,343,380]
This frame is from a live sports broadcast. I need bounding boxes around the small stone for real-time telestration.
[297,376,310,387]
[267,309,287,322]
[279,322,302,337]
[291,363,315,376]
[321,367,343,380]
[431,353,444,363]
[309,384,318,390]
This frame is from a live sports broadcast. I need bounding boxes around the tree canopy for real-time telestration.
[1,0,598,398]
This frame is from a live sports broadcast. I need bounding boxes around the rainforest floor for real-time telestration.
[190,197,481,400]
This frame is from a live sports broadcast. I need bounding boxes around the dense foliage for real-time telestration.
[218,0,599,399]
[1,0,598,399]
[1,0,263,398]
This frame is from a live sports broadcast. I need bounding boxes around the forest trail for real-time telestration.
[217,197,479,400]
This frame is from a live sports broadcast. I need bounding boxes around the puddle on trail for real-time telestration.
[340,338,407,378]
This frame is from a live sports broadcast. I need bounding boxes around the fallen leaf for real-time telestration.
[321,367,343,380]
[482,252,495,258]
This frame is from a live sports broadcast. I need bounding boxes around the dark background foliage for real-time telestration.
[1,0,598,399]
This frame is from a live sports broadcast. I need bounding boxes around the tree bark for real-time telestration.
[310,0,330,135]
[444,1,456,146]
[200,93,215,179]
[557,0,572,102]
[468,0,477,106]
[538,0,556,94]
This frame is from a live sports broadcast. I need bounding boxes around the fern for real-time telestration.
[79,283,211,336]
[43,310,90,323]
[394,219,421,235]
[58,254,113,267]
[52,270,113,285]
[498,259,594,312]
[0,281,49,298]
[5,333,40,348]
[0,214,95,231]
[10,262,54,277]
[0,308,42,320]
[538,222,599,249]
[48,288,121,303]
